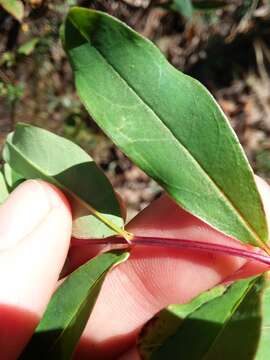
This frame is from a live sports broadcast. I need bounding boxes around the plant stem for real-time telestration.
[72,235,270,266]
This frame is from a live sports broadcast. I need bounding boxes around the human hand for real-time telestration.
[0,180,72,360]
[0,178,269,359]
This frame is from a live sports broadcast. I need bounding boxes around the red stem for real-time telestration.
[72,235,270,266]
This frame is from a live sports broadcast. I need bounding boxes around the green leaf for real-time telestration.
[0,169,9,204]
[3,163,24,191]
[3,123,128,239]
[64,8,268,251]
[18,38,39,56]
[151,275,270,359]
[172,0,193,18]
[255,274,270,359]
[138,285,226,359]
[0,0,24,22]
[21,250,129,359]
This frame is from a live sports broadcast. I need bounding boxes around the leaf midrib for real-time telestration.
[69,13,265,247]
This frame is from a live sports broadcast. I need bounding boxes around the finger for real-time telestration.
[118,347,141,360]
[68,176,270,277]
[72,177,270,359]
[74,230,245,359]
[0,180,72,359]
[118,177,270,359]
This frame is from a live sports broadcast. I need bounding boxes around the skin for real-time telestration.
[0,178,269,359]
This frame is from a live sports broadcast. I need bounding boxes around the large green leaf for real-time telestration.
[151,275,270,359]
[21,250,129,359]
[0,169,9,204]
[64,8,268,250]
[138,285,226,359]
[3,123,129,239]
[0,0,24,22]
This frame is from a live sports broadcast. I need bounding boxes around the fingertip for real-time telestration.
[0,179,72,250]
[36,180,72,213]
[0,179,73,312]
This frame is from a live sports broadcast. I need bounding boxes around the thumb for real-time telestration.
[0,180,72,359]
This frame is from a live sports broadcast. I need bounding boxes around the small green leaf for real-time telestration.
[0,169,9,204]
[138,285,226,359]
[64,8,268,251]
[151,275,268,359]
[172,0,193,18]
[3,123,128,239]
[0,0,24,22]
[21,250,129,359]
[3,163,24,190]
[18,38,39,56]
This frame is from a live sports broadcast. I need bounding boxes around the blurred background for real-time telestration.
[0,0,270,219]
